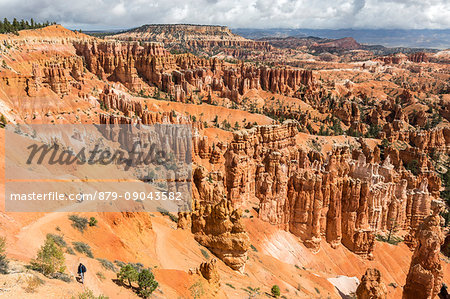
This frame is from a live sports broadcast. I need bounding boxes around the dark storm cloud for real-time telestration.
[0,0,448,29]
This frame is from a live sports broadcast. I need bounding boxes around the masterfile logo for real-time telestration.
[5,124,192,213]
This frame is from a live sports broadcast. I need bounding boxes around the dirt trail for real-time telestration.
[151,218,176,269]
[14,212,66,260]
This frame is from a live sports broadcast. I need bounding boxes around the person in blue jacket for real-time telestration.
[77,263,87,284]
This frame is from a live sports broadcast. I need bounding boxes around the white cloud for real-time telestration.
[112,3,126,16]
[0,0,448,29]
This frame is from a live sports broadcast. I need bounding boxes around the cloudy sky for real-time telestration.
[0,0,449,30]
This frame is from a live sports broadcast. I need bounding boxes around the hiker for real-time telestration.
[78,263,87,284]
[439,283,449,299]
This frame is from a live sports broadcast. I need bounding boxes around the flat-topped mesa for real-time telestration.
[107,24,272,58]
[111,24,246,42]
[73,40,313,102]
[403,200,446,299]
[224,122,438,257]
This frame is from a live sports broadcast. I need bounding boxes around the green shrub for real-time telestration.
[138,269,159,298]
[366,124,381,138]
[66,246,75,255]
[96,272,106,281]
[379,138,390,160]
[46,234,67,247]
[31,235,66,276]
[271,285,281,297]
[0,237,9,274]
[73,289,109,299]
[0,114,7,128]
[388,282,398,288]
[129,262,144,272]
[53,272,72,282]
[243,286,260,297]
[23,275,44,293]
[200,248,210,259]
[89,217,98,227]
[190,280,205,298]
[406,159,420,176]
[114,260,126,268]
[156,207,178,222]
[375,234,403,245]
[69,215,89,232]
[97,258,116,272]
[331,118,344,135]
[73,242,93,258]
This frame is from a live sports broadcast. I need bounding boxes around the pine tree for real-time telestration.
[138,269,158,298]
[3,18,10,32]
[117,264,139,287]
[0,18,54,34]
[30,235,66,276]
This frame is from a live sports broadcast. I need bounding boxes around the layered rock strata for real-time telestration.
[74,40,313,102]
[179,167,250,272]
[224,121,439,257]
[403,200,445,299]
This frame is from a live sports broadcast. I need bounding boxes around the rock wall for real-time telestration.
[403,200,445,299]
[179,166,250,272]
[408,52,429,63]
[224,121,439,257]
[74,40,313,102]
[1,56,85,99]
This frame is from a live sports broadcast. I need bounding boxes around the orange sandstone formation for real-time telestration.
[225,121,440,257]
[356,268,388,299]
[403,200,445,299]
[74,40,313,103]
[180,167,251,272]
